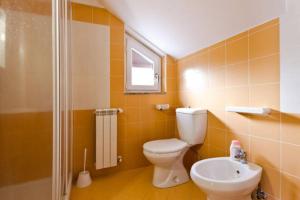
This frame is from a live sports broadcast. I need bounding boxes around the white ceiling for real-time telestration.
[98,0,286,59]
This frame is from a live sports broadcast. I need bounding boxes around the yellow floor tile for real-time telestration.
[71,166,206,200]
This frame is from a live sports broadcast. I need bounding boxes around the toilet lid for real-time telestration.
[143,138,188,154]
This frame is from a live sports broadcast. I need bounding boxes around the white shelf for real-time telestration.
[225,106,271,115]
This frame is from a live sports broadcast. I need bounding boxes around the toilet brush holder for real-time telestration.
[76,148,92,188]
[76,170,92,188]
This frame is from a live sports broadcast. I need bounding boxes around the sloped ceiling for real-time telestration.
[98,0,286,59]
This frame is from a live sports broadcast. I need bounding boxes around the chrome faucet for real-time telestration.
[234,149,247,164]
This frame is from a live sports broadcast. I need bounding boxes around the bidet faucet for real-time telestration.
[234,149,247,164]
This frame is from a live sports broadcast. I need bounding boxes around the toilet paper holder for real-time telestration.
[155,104,170,111]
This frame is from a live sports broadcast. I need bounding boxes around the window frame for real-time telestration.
[125,34,162,93]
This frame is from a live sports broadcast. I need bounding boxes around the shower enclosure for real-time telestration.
[0,0,72,199]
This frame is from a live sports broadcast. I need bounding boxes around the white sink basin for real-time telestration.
[190,157,262,200]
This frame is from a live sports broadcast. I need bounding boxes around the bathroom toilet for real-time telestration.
[143,108,207,188]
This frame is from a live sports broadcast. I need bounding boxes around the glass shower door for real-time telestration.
[0,0,72,199]
[0,0,54,199]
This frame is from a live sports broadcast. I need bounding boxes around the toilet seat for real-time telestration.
[143,138,188,154]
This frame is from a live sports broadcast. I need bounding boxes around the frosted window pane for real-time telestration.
[131,49,154,86]
[132,67,154,86]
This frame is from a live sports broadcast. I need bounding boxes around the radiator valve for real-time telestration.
[117,155,123,163]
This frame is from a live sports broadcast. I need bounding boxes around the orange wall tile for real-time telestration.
[71,3,178,178]
[93,7,109,25]
[227,36,248,65]
[281,173,300,200]
[71,3,93,23]
[249,54,280,84]
[176,19,300,199]
[249,22,279,59]
[209,45,225,68]
[226,62,248,87]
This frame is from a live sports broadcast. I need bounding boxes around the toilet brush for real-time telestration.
[76,148,92,188]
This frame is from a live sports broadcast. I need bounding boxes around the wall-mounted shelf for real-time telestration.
[225,106,271,115]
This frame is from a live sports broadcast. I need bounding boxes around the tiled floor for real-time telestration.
[71,166,206,200]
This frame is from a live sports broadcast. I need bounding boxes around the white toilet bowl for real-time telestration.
[143,138,190,188]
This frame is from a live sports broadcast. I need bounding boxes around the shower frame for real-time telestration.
[52,0,72,199]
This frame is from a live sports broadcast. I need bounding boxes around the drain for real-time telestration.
[236,170,240,174]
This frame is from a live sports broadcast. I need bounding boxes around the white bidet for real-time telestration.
[190,157,262,200]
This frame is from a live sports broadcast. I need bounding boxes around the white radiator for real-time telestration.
[95,108,122,169]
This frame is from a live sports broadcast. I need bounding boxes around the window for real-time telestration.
[125,35,161,93]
